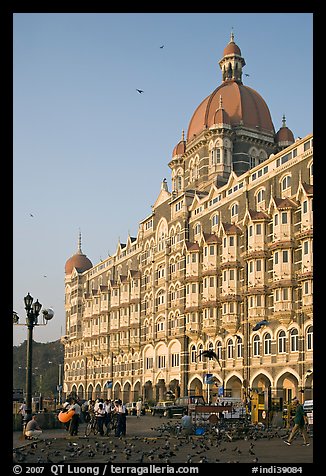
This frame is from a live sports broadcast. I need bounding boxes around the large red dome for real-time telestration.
[187,80,275,142]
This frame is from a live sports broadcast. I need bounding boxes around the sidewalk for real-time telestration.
[13,416,313,464]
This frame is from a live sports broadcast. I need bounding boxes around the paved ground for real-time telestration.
[13,415,313,465]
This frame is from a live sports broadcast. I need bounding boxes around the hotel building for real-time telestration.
[62,34,313,408]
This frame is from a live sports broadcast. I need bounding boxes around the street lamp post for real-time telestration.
[13,293,54,436]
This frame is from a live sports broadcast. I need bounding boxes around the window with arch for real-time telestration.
[236,337,243,358]
[194,223,201,235]
[156,290,165,306]
[256,188,265,205]
[231,203,239,217]
[290,328,299,352]
[306,325,313,350]
[157,265,165,279]
[191,345,197,363]
[176,174,183,191]
[216,341,222,360]
[281,175,291,191]
[263,333,272,355]
[278,330,286,353]
[253,335,260,356]
[211,214,219,227]
[197,344,203,362]
[227,339,234,359]
[156,319,165,332]
[308,161,313,183]
[208,341,214,353]
[211,147,221,165]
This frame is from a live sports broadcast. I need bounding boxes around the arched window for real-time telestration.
[191,345,197,363]
[194,223,201,235]
[253,335,260,356]
[231,203,239,218]
[177,174,182,191]
[227,339,234,359]
[306,325,313,351]
[290,328,299,352]
[263,333,271,355]
[197,344,203,362]
[278,330,286,353]
[281,175,291,191]
[212,214,219,227]
[216,341,222,361]
[208,341,214,353]
[236,337,243,358]
[256,188,265,205]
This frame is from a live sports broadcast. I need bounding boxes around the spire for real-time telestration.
[230,29,234,43]
[282,114,286,128]
[161,178,168,191]
[77,229,82,254]
[181,129,185,141]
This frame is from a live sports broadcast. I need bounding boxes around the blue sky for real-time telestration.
[13,12,313,346]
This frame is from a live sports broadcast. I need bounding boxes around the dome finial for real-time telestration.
[181,129,185,141]
[78,229,82,254]
[230,28,234,43]
[282,114,286,128]
[219,95,223,109]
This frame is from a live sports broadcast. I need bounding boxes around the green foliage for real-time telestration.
[13,339,64,398]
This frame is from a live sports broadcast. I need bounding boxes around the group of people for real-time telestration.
[61,397,127,437]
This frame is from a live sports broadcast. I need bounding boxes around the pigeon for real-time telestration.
[160,45,164,49]
[136,89,144,94]
[253,319,269,331]
[29,213,34,217]
[245,73,250,77]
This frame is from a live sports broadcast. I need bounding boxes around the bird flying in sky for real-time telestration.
[136,89,144,94]
[160,45,164,49]
[29,213,34,217]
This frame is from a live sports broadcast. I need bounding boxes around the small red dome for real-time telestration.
[65,252,92,275]
[223,41,241,56]
[213,104,231,125]
[172,139,186,157]
[275,116,294,145]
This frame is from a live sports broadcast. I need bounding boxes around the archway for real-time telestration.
[95,383,101,399]
[87,384,93,401]
[143,380,154,403]
[188,377,203,396]
[133,381,142,401]
[123,381,132,403]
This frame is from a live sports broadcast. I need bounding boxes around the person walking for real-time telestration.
[18,401,27,427]
[136,399,142,418]
[95,402,106,436]
[115,399,127,437]
[68,398,81,436]
[104,399,113,430]
[181,410,194,435]
[284,397,310,446]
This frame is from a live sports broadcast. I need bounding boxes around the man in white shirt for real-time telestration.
[68,398,81,436]
[136,399,142,418]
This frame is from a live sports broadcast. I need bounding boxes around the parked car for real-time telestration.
[125,402,147,416]
[163,395,207,418]
[125,402,137,416]
[151,401,176,417]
